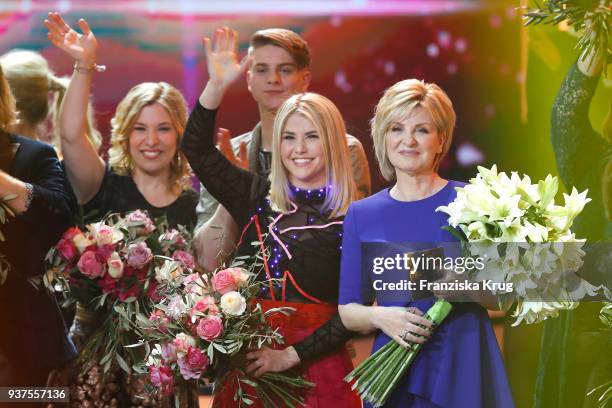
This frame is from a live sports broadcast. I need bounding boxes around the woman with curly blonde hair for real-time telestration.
[44,12,198,407]
[45,13,196,228]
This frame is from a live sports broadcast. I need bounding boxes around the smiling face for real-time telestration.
[385,106,443,176]
[280,112,326,189]
[128,102,178,177]
[247,44,311,111]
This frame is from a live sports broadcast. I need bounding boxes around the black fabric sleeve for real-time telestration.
[551,61,610,240]
[7,143,78,278]
[17,143,77,246]
[551,62,605,189]
[292,312,355,363]
[181,102,268,228]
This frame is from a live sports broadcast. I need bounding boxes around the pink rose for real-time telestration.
[161,342,177,363]
[125,210,156,235]
[177,347,209,380]
[77,250,105,279]
[186,346,209,370]
[95,244,115,263]
[229,267,249,287]
[196,315,223,341]
[149,309,171,333]
[149,365,174,396]
[88,223,121,246]
[62,227,82,240]
[212,269,238,295]
[127,242,153,269]
[57,238,78,261]
[173,333,196,357]
[191,296,219,318]
[172,250,195,270]
[107,252,124,279]
[72,232,95,254]
[159,229,187,251]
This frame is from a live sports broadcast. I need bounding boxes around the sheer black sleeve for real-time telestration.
[292,312,355,362]
[551,61,611,239]
[181,102,269,228]
[551,62,605,189]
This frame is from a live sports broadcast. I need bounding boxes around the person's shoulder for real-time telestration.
[349,189,389,214]
[11,134,57,157]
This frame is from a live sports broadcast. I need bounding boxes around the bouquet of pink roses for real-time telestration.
[136,258,313,407]
[44,209,196,375]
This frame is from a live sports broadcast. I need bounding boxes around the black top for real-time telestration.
[182,103,354,362]
[0,133,78,385]
[83,166,198,228]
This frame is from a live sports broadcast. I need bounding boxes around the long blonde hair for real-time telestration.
[269,92,356,218]
[0,65,16,132]
[108,82,190,189]
[0,50,64,139]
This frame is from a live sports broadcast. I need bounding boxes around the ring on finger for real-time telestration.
[401,330,411,342]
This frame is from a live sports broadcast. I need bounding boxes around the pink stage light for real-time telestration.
[0,1,482,16]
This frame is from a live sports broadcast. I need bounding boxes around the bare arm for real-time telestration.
[45,12,104,204]
[0,171,28,213]
[339,303,432,348]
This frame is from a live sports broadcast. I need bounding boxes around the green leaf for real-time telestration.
[115,352,131,373]
[212,342,227,353]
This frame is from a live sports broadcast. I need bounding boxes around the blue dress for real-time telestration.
[339,181,514,408]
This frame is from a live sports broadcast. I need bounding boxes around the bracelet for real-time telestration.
[73,62,107,74]
[23,182,33,211]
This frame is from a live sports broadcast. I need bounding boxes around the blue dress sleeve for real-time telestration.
[339,203,374,305]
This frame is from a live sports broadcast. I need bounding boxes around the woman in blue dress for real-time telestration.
[338,79,514,408]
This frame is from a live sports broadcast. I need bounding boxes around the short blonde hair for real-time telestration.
[269,92,357,218]
[371,79,456,181]
[0,65,16,132]
[248,28,311,70]
[108,82,190,189]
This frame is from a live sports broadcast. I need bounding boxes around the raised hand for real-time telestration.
[44,12,97,66]
[203,27,249,90]
[216,128,249,170]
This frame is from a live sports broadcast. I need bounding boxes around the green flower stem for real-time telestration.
[346,300,454,407]
[346,340,395,381]
[368,345,408,402]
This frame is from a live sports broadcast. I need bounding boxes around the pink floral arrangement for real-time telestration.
[44,210,196,375]
[46,210,194,304]
[136,263,312,407]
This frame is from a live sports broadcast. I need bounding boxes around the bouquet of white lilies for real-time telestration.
[437,165,602,325]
